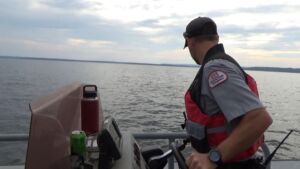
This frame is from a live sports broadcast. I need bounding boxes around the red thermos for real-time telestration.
[81,85,102,135]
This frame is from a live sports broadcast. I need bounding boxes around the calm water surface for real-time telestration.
[0,58,299,165]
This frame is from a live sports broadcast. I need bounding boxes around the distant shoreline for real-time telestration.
[1,55,300,73]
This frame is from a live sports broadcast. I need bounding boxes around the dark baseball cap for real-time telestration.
[183,17,218,48]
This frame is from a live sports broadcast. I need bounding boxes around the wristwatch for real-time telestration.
[208,149,223,166]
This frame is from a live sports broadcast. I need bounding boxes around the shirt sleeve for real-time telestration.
[203,60,264,122]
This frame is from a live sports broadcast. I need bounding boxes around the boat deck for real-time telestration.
[272,160,300,169]
[1,161,300,169]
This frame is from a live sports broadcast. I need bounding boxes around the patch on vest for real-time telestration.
[208,70,228,88]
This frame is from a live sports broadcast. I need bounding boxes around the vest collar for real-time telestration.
[203,44,225,64]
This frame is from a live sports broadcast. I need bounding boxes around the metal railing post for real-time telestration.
[0,134,28,141]
[168,138,175,169]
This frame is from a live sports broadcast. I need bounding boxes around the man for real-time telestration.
[183,16,273,169]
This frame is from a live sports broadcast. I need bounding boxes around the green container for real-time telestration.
[71,130,87,157]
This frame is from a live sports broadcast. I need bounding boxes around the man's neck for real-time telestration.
[198,42,218,64]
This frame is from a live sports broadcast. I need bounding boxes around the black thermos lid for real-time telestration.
[83,85,98,98]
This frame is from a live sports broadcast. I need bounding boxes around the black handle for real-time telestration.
[171,142,188,169]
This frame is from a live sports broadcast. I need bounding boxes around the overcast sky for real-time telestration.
[1,0,300,68]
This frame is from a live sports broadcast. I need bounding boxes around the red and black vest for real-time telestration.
[184,44,264,162]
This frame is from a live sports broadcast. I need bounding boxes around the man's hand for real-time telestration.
[186,152,217,169]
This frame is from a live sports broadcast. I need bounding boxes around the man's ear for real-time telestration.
[188,38,196,48]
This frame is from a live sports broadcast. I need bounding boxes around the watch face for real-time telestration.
[209,150,221,162]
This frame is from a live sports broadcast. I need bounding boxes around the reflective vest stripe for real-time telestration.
[185,120,229,140]
[185,120,206,140]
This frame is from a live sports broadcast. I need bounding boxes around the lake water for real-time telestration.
[0,58,299,165]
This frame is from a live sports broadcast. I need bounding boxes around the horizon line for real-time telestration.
[1,55,300,72]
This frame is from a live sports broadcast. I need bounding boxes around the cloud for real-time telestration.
[133,27,164,35]
[222,33,282,48]
[38,0,91,10]
[67,38,115,47]
[0,0,299,67]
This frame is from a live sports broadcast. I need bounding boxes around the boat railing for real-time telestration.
[0,133,187,169]
[0,133,271,169]
[0,134,28,142]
